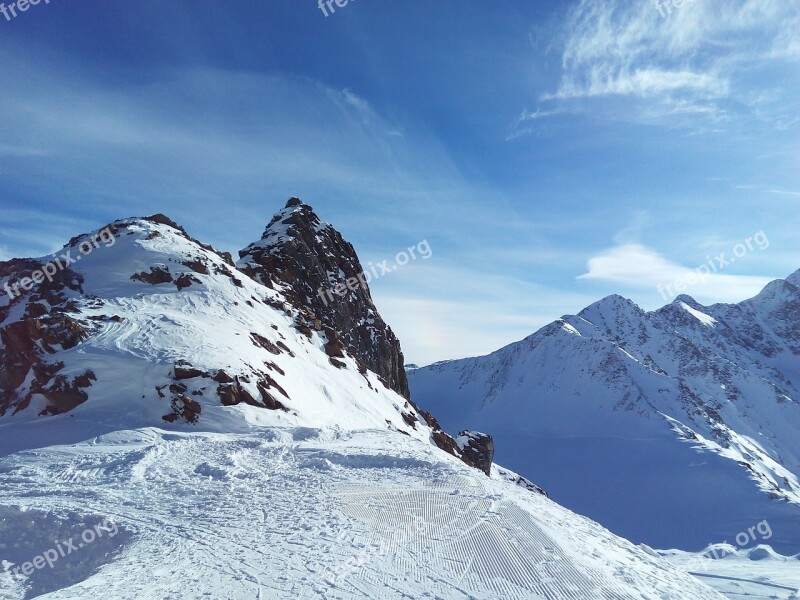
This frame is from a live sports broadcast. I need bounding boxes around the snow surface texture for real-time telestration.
[0,427,726,599]
[408,275,800,556]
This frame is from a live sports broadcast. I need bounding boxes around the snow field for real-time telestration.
[0,427,725,599]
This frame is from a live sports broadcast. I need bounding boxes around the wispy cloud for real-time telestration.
[769,189,800,198]
[514,0,800,135]
[731,184,800,198]
[0,47,489,256]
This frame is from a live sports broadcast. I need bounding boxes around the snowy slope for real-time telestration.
[0,208,729,598]
[0,427,726,599]
[660,545,800,599]
[408,273,800,554]
[0,215,434,446]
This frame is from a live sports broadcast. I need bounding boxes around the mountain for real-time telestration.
[0,200,727,598]
[408,274,800,555]
[0,206,459,460]
[237,198,409,399]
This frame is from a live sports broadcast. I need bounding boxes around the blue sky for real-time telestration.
[0,0,798,364]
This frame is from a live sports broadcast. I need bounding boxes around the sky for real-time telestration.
[0,0,798,365]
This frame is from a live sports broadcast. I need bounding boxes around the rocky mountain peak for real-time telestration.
[672,294,699,307]
[237,198,410,398]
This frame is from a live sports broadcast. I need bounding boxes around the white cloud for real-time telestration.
[373,261,597,365]
[578,243,774,304]
[546,67,727,101]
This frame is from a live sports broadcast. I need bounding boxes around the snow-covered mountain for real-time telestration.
[0,209,411,436]
[409,273,800,555]
[0,199,729,598]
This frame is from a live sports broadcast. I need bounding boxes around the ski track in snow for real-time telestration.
[0,428,725,599]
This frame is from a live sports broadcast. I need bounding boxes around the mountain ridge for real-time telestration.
[409,270,800,553]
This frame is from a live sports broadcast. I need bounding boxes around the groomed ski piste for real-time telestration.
[0,423,728,600]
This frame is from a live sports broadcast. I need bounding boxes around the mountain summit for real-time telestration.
[237,198,409,398]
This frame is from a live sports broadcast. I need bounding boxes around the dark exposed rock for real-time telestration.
[295,323,313,338]
[216,378,289,412]
[180,397,202,422]
[217,383,260,407]
[237,198,410,398]
[276,341,293,356]
[37,376,89,416]
[401,411,418,429]
[74,371,97,388]
[130,266,172,285]
[258,373,289,400]
[456,431,495,476]
[0,293,90,416]
[25,303,48,319]
[264,362,285,376]
[174,365,209,380]
[256,379,289,411]
[431,431,470,465]
[182,259,210,275]
[175,273,201,290]
[163,395,203,424]
[407,398,442,431]
[508,472,549,498]
[324,338,346,359]
[213,370,235,383]
[250,332,282,355]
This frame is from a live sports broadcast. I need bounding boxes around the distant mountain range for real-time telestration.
[409,270,800,554]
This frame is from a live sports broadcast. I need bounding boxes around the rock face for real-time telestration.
[456,431,495,476]
[237,198,410,399]
[0,257,93,416]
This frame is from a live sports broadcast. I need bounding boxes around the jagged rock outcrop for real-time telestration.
[0,257,92,416]
[237,198,410,398]
[456,431,495,476]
